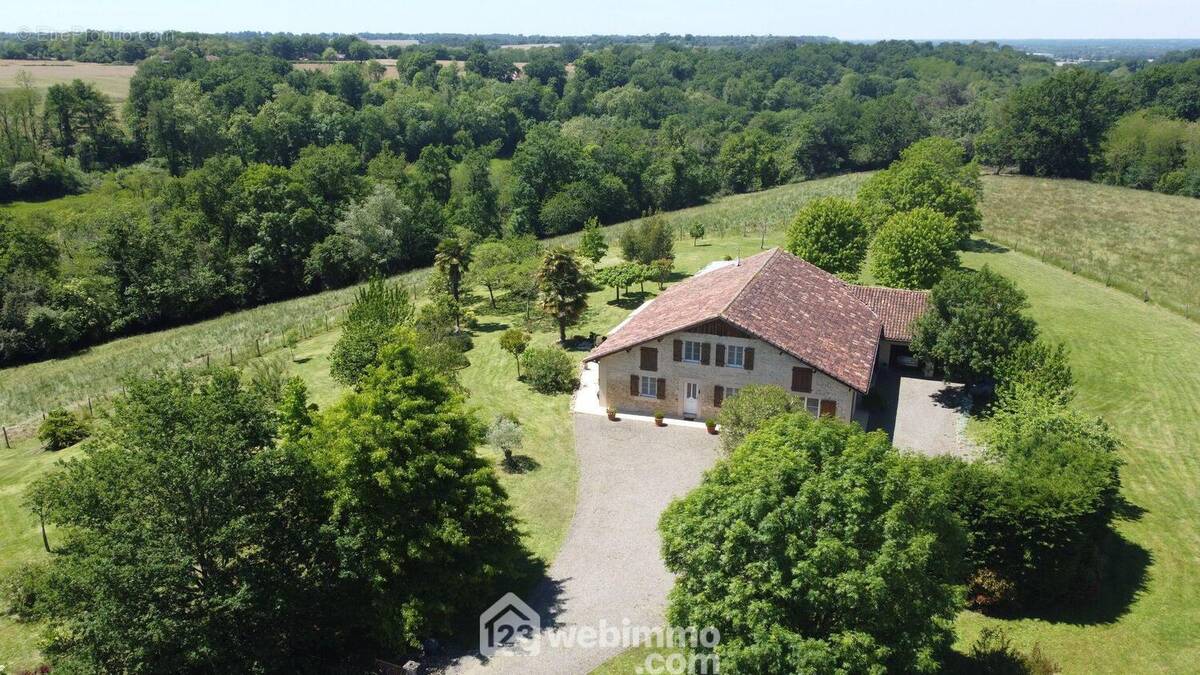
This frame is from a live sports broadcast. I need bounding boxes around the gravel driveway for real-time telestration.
[439,413,720,674]
[892,376,975,458]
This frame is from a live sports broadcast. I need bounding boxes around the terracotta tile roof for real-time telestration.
[586,249,890,393]
[849,286,929,342]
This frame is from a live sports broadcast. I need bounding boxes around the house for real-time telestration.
[583,248,928,423]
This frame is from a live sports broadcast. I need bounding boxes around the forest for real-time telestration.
[1,36,1199,367]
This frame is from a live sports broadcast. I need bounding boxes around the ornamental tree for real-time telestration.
[910,267,1038,383]
[537,246,589,343]
[660,413,965,674]
[868,208,960,289]
[785,196,869,276]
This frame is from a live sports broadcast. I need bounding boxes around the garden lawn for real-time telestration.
[952,244,1200,673]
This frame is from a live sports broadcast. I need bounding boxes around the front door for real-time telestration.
[683,381,700,418]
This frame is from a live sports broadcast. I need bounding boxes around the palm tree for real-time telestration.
[434,237,471,303]
[537,247,589,343]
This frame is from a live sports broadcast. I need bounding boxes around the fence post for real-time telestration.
[205,353,211,367]
[87,398,93,416]
[228,347,234,365]
[3,426,9,449]
[255,338,261,357]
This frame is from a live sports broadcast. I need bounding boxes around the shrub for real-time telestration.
[522,346,578,394]
[329,279,414,385]
[967,628,1060,675]
[714,384,799,452]
[487,414,523,468]
[37,408,90,451]
[868,207,960,289]
[994,340,1075,407]
[0,563,50,622]
[661,414,965,674]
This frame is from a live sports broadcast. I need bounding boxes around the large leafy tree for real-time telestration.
[661,413,965,674]
[910,267,1038,383]
[329,279,415,386]
[1001,68,1125,178]
[856,140,982,239]
[537,246,590,343]
[868,208,961,289]
[618,214,675,265]
[785,196,869,276]
[24,369,350,672]
[298,331,531,649]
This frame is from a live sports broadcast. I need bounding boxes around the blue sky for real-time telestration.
[8,0,1200,40]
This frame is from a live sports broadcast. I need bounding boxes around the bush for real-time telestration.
[0,563,50,621]
[868,207,960,289]
[37,408,90,451]
[994,340,1075,408]
[328,279,414,385]
[661,413,965,674]
[714,384,799,452]
[522,346,578,394]
[930,390,1122,608]
[967,628,1060,675]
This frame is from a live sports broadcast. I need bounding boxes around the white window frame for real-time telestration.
[639,375,659,398]
[725,345,745,368]
[682,340,703,364]
[805,397,820,417]
[724,385,741,400]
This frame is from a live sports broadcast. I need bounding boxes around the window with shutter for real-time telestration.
[715,344,725,367]
[791,367,813,393]
[819,400,837,418]
[713,385,724,407]
[744,347,755,371]
[630,374,639,396]
[673,339,682,362]
[656,378,666,400]
[640,347,658,371]
[700,342,711,365]
[725,345,745,368]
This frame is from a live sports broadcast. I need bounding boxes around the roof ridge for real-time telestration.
[720,247,780,316]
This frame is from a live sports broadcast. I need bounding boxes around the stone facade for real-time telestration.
[595,326,858,423]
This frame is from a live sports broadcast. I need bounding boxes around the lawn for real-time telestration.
[980,174,1200,321]
[0,59,136,105]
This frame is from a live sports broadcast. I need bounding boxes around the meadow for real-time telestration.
[980,174,1200,321]
[0,59,136,104]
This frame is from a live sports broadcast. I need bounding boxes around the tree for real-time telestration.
[994,339,1075,408]
[434,237,471,303]
[36,408,90,451]
[521,345,579,394]
[650,257,673,290]
[578,217,608,263]
[856,149,982,239]
[298,331,530,649]
[660,413,965,674]
[717,128,779,193]
[487,414,523,469]
[618,214,674,265]
[785,196,869,276]
[594,263,638,301]
[499,327,531,377]
[537,247,589,343]
[1001,68,1124,178]
[910,267,1038,383]
[24,369,349,672]
[469,240,517,308]
[852,95,930,167]
[329,279,414,386]
[868,208,961,289]
[687,222,706,246]
[450,149,501,239]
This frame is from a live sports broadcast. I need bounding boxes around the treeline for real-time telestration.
[977,51,1200,196]
[0,40,1050,366]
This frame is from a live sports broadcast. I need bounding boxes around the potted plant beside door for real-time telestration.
[606,406,618,421]
[654,410,666,427]
[705,419,717,435]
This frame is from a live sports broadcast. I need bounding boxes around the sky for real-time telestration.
[6,0,1200,40]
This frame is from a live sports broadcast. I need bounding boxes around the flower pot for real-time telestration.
[706,423,718,435]
[607,412,618,421]
[655,418,666,427]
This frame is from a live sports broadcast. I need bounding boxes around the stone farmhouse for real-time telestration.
[583,248,928,423]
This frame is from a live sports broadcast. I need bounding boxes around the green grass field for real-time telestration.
[980,174,1200,321]
[0,60,136,106]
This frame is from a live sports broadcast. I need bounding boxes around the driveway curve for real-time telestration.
[441,413,720,674]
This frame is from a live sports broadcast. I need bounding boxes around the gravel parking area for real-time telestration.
[892,376,974,458]
[440,414,720,674]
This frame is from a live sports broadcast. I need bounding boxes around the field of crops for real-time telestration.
[0,59,136,104]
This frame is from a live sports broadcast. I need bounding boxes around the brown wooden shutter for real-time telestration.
[714,385,724,407]
[791,367,813,393]
[640,347,658,372]
[744,347,755,371]
[819,400,837,418]
[715,344,725,367]
[672,339,682,362]
[630,375,639,396]
[656,378,666,400]
[700,343,711,365]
